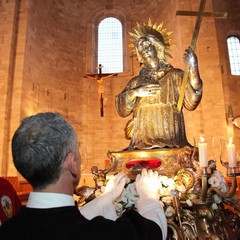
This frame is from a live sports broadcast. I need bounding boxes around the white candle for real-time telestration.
[198,139,208,167]
[227,140,236,168]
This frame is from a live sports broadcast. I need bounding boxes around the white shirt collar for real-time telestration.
[27,192,75,208]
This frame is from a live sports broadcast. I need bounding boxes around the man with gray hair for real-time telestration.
[0,112,167,240]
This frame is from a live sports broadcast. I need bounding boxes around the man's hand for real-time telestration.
[135,169,160,200]
[79,173,128,221]
[135,169,168,239]
[102,173,128,202]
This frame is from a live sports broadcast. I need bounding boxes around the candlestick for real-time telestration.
[227,139,236,168]
[198,137,208,167]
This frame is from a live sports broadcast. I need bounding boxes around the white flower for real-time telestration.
[159,175,169,185]
[126,182,137,196]
[125,198,136,208]
[165,206,175,217]
[117,181,138,210]
[213,170,224,179]
[115,203,124,213]
[167,178,175,190]
[120,190,128,203]
[208,176,221,188]
[176,184,186,193]
[211,203,218,210]
[213,194,222,204]
[95,167,234,218]
[186,199,193,207]
[219,182,229,193]
[161,196,172,204]
[159,187,171,196]
[208,170,229,194]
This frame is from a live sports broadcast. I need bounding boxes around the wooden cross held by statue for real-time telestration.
[84,64,118,117]
[176,0,227,112]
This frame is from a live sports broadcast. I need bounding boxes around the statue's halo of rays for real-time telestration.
[129,19,175,59]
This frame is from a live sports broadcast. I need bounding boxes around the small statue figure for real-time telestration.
[116,20,202,150]
[91,166,108,189]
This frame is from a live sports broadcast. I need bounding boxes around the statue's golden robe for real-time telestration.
[116,66,202,150]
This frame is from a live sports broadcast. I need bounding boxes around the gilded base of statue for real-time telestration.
[76,145,240,240]
[107,146,194,180]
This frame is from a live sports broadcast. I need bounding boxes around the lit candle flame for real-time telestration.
[200,136,205,143]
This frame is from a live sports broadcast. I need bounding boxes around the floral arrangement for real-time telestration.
[93,166,239,218]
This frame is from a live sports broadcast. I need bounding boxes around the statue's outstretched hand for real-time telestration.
[183,47,198,68]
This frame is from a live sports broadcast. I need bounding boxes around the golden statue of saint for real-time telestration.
[116,20,202,150]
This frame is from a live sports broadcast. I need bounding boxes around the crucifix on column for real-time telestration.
[177,0,227,112]
[84,64,118,117]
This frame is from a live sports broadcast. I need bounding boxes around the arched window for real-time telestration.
[98,17,123,73]
[227,36,240,76]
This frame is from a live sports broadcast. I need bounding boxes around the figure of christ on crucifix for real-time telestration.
[84,64,118,117]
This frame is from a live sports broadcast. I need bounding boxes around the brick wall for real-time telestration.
[0,0,239,186]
